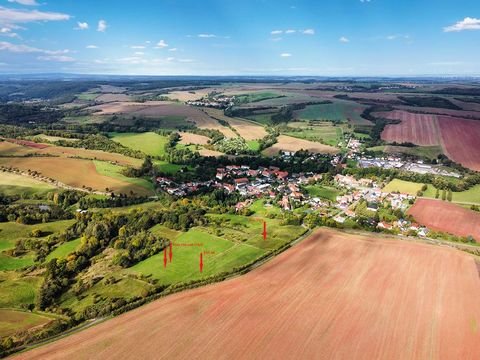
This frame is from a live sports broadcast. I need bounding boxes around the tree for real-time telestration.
[447,190,452,202]
[435,188,440,199]
[441,189,446,201]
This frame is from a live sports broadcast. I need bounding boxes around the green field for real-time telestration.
[382,179,424,194]
[0,220,75,252]
[0,272,42,308]
[369,145,443,160]
[60,277,152,314]
[235,91,285,103]
[46,238,81,261]
[94,161,155,192]
[284,121,344,147]
[0,172,56,197]
[383,179,480,205]
[153,160,184,174]
[76,92,99,101]
[295,101,367,124]
[304,185,340,201]
[246,140,261,151]
[248,200,283,217]
[128,228,263,284]
[110,132,168,157]
[0,253,35,271]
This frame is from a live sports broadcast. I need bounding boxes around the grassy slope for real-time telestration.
[0,220,75,251]
[0,309,53,338]
[284,122,344,147]
[0,172,56,197]
[46,238,81,261]
[94,160,155,192]
[0,272,42,308]
[110,132,168,157]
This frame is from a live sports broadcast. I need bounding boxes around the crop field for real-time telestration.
[202,108,267,140]
[262,135,339,156]
[283,121,344,147]
[94,161,155,193]
[438,116,480,171]
[0,171,56,197]
[18,228,480,360]
[234,91,285,103]
[0,157,151,196]
[408,199,480,241]
[95,93,131,103]
[178,132,210,145]
[0,140,142,167]
[0,309,53,338]
[295,101,368,125]
[379,110,440,146]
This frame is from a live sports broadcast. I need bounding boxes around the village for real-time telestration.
[156,159,430,238]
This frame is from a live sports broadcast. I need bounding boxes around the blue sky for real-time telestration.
[0,0,479,76]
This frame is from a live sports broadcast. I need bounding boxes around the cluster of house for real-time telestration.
[156,165,323,211]
[334,174,415,211]
[357,156,461,178]
[186,95,235,109]
[332,174,428,236]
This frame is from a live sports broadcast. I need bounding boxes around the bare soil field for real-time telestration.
[203,108,267,140]
[408,198,480,241]
[5,139,49,149]
[15,228,480,360]
[95,93,132,103]
[0,157,150,196]
[437,116,480,171]
[379,110,440,146]
[263,135,339,156]
[198,148,224,157]
[178,132,210,146]
[395,105,480,120]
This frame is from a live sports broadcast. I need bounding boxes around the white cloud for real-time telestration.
[131,45,145,49]
[339,36,350,43]
[37,55,75,62]
[134,51,144,55]
[0,27,19,38]
[444,17,480,32]
[155,39,168,48]
[0,40,70,55]
[97,20,107,32]
[271,37,282,42]
[302,28,315,35]
[86,45,98,49]
[178,58,194,63]
[386,34,410,40]
[360,0,371,2]
[198,34,217,38]
[166,57,175,61]
[7,0,39,5]
[271,30,283,35]
[0,6,70,23]
[285,29,296,34]
[168,47,177,52]
[75,22,89,30]
[280,53,292,57]
[429,61,464,66]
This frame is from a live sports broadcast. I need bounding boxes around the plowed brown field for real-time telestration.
[438,116,480,171]
[15,228,480,360]
[408,198,480,241]
[379,110,440,145]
